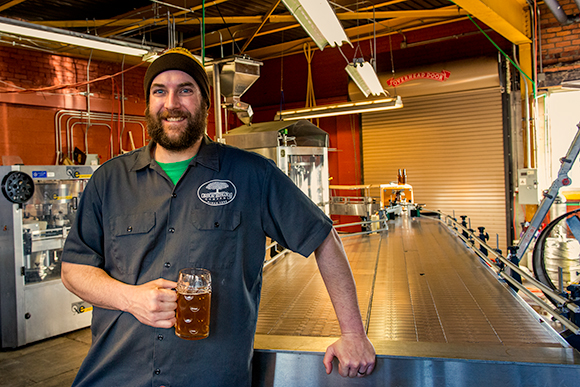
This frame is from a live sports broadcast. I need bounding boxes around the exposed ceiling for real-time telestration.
[0,0,530,64]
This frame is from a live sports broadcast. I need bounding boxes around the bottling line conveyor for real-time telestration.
[252,214,580,386]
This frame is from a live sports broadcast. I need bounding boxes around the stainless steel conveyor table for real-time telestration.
[252,215,580,386]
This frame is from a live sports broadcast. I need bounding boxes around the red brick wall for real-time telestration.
[540,0,580,66]
[0,46,147,102]
[0,46,148,165]
[0,45,224,166]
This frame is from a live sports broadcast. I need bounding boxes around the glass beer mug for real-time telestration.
[175,268,212,340]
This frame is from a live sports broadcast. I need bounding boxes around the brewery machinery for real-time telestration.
[0,165,97,348]
[223,120,330,215]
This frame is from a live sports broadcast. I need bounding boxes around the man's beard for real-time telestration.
[146,102,207,152]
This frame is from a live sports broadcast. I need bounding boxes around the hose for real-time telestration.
[532,208,580,306]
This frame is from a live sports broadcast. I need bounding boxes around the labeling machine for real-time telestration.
[0,165,96,348]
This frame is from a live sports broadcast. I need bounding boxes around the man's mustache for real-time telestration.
[158,109,191,119]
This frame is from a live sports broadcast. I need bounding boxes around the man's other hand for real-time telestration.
[322,333,376,378]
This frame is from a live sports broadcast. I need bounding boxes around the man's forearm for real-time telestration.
[314,228,366,335]
[61,261,178,328]
[61,261,133,311]
[315,227,376,377]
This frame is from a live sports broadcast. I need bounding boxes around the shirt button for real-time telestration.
[157,334,164,340]
[164,262,171,268]
[172,193,177,198]
[154,369,161,375]
[214,222,219,228]
[127,226,132,232]
[168,227,175,233]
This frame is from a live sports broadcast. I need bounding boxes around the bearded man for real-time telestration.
[61,47,375,387]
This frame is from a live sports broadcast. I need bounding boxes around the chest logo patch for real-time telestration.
[197,179,237,206]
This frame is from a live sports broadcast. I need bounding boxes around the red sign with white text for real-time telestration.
[386,70,451,87]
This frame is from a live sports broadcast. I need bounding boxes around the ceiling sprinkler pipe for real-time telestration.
[574,0,580,17]
[544,0,572,25]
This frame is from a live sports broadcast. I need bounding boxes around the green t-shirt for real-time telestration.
[157,157,195,185]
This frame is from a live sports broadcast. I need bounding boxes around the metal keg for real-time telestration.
[544,237,580,286]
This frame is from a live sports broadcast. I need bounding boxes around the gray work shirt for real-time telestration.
[62,136,333,387]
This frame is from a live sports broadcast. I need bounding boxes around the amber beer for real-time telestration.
[175,290,211,340]
[175,268,212,340]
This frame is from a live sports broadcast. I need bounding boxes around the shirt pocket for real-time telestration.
[109,212,156,275]
[189,208,241,269]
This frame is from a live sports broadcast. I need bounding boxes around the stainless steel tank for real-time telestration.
[223,120,330,214]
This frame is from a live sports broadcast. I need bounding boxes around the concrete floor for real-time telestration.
[0,327,90,387]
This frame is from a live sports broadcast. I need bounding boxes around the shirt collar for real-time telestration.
[130,135,220,172]
[191,135,220,171]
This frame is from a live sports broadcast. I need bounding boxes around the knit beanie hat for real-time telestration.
[144,47,210,107]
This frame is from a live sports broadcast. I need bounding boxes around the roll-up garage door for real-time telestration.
[362,87,508,251]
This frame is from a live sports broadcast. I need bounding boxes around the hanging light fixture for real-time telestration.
[275,96,403,121]
[0,16,152,57]
[345,60,386,97]
[280,0,351,50]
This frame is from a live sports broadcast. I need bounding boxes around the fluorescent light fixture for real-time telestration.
[0,16,150,57]
[281,0,351,51]
[275,96,403,121]
[346,61,385,97]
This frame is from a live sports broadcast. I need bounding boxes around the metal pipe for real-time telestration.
[513,45,532,168]
[213,63,223,141]
[337,220,388,236]
[218,30,223,58]
[266,241,278,250]
[71,122,113,159]
[451,221,580,334]
[515,280,580,334]
[64,111,145,158]
[54,111,63,164]
[56,109,147,162]
[340,229,385,238]
[151,0,192,12]
[543,0,571,25]
[167,12,172,49]
[263,248,290,269]
[121,55,126,154]
[334,218,387,229]
[85,50,92,154]
[574,0,580,20]
[373,5,376,72]
[538,8,544,73]
[231,29,242,56]
[66,112,86,158]
[441,213,580,313]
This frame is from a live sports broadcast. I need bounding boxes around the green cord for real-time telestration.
[466,14,536,98]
